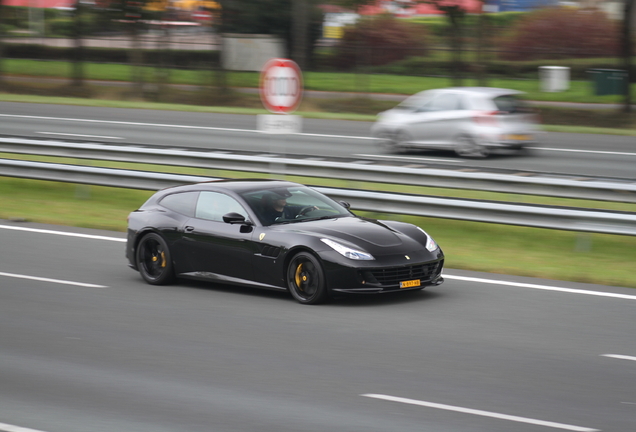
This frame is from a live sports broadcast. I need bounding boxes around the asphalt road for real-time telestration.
[1,102,635,179]
[1,220,635,432]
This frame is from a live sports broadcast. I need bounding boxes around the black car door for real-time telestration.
[182,191,256,283]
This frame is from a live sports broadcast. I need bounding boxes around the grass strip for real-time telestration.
[1,176,634,289]
[3,58,634,105]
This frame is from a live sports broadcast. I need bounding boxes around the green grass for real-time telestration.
[3,58,634,105]
[1,177,634,289]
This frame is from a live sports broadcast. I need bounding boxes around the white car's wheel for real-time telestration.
[454,135,489,158]
[375,131,396,148]
[392,131,413,153]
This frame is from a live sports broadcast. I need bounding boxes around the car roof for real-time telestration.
[446,87,523,96]
[414,87,523,98]
[157,179,304,196]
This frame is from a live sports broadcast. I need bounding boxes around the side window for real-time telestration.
[159,191,198,217]
[429,93,461,112]
[195,191,247,222]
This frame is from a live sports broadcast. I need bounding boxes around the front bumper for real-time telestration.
[326,258,445,294]
[333,274,444,294]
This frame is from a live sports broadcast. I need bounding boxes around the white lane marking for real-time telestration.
[0,114,248,133]
[601,354,636,362]
[37,132,124,140]
[0,422,49,432]
[531,147,636,157]
[0,224,126,242]
[0,272,107,288]
[355,153,465,163]
[444,274,636,301]
[2,224,633,301]
[5,114,635,152]
[295,132,375,140]
[361,394,600,432]
[3,113,636,153]
[0,114,372,140]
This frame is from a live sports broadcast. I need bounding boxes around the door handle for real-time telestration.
[184,226,195,233]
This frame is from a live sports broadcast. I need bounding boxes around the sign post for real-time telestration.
[257,58,303,178]
[257,58,303,134]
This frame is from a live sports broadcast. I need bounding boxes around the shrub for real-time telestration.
[332,14,429,70]
[499,7,619,60]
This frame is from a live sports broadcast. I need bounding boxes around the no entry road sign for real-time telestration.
[259,58,303,114]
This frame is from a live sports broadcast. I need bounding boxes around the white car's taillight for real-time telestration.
[472,111,499,127]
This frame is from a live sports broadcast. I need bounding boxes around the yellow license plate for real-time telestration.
[400,279,421,288]
[508,134,530,141]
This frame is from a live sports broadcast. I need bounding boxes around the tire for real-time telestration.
[135,233,175,285]
[286,252,328,305]
[392,131,412,154]
[375,131,396,149]
[454,135,489,158]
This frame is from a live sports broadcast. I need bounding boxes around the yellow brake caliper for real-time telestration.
[152,251,167,268]
[295,263,306,291]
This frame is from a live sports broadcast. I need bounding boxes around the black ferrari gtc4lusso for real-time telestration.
[126,179,444,304]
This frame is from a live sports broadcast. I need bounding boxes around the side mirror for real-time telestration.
[338,201,351,210]
[223,212,252,225]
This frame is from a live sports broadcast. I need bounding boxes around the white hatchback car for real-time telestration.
[371,87,540,157]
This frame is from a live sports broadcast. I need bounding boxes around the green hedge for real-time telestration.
[3,44,220,68]
[368,55,627,80]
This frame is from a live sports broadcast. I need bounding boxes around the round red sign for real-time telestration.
[259,58,303,114]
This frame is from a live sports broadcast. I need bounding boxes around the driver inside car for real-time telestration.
[260,191,317,226]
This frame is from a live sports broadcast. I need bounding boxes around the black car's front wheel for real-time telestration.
[136,233,175,285]
[287,252,327,305]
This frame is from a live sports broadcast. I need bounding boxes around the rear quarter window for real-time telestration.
[159,191,199,217]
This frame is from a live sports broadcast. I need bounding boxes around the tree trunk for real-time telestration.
[214,1,229,97]
[476,3,488,87]
[72,0,84,87]
[621,0,634,113]
[292,0,308,70]
[129,25,144,98]
[448,8,463,87]
[0,0,5,86]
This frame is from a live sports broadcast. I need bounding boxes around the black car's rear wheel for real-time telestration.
[136,233,175,285]
[287,252,327,305]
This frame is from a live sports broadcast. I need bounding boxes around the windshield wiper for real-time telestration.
[295,215,338,223]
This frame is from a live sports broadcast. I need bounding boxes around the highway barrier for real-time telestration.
[1,157,635,236]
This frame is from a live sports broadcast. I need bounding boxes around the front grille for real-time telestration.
[366,261,442,286]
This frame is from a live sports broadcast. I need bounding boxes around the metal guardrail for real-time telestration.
[2,158,636,236]
[1,137,636,203]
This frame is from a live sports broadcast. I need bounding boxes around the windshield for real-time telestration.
[240,186,352,226]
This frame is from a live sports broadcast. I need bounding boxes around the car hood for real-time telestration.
[279,217,423,253]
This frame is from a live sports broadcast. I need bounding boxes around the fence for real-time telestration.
[1,137,635,236]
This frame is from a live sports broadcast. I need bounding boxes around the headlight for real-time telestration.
[417,227,438,252]
[321,238,374,260]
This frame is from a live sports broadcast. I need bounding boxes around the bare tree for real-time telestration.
[621,0,634,112]
[292,0,309,69]
[0,0,4,86]
[72,0,85,87]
